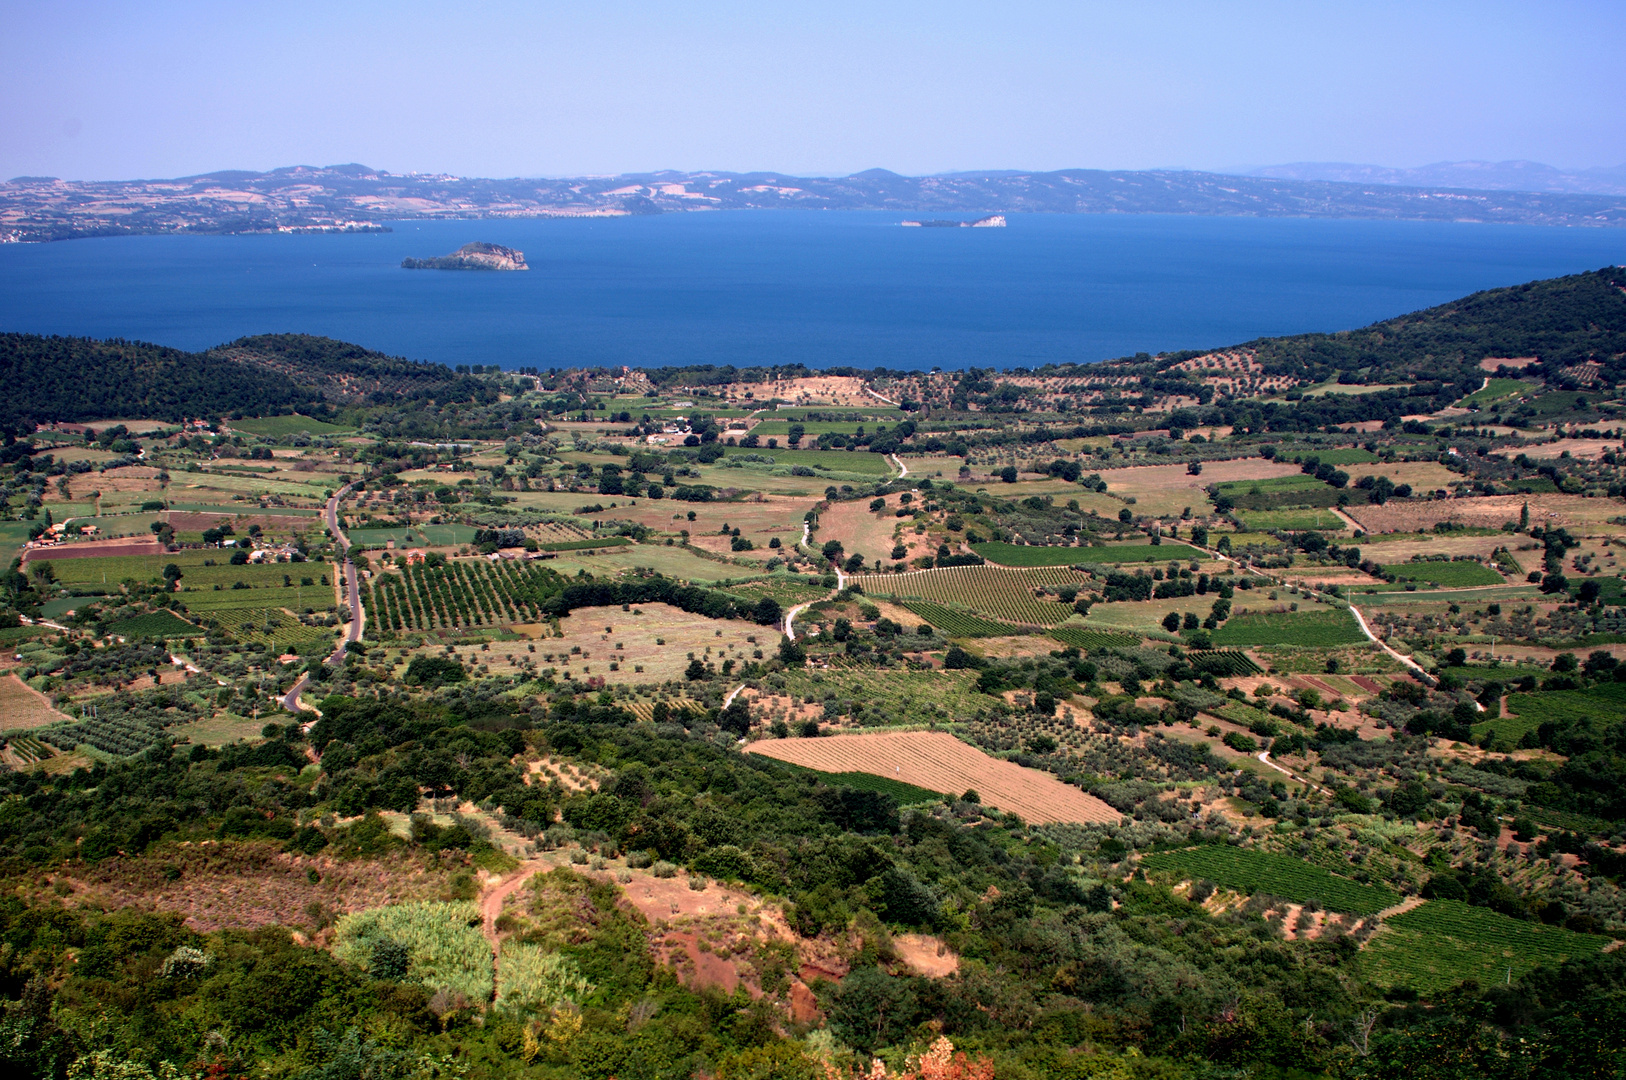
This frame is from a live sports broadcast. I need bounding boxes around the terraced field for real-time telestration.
[745,730,1119,824]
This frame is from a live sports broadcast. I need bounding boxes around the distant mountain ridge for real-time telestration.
[1244,160,1626,197]
[3,162,1625,241]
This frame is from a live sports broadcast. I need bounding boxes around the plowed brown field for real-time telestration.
[746,730,1119,825]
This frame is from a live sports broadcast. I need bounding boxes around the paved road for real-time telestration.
[282,481,365,720]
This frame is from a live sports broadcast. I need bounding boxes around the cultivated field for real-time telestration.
[1362,898,1609,991]
[974,541,1206,566]
[1106,458,1301,517]
[848,564,1080,627]
[1344,493,1614,534]
[0,674,73,731]
[457,603,769,683]
[1140,846,1397,915]
[745,730,1119,824]
[1210,608,1367,647]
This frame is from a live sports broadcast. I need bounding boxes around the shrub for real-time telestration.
[494,943,593,1015]
[332,901,491,1004]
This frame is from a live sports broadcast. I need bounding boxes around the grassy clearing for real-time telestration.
[1277,448,1380,466]
[719,446,893,475]
[1462,378,1529,406]
[1141,846,1398,914]
[1363,898,1608,991]
[1211,608,1366,647]
[1234,509,1348,532]
[230,414,353,437]
[1213,475,1326,496]
[773,668,993,727]
[1381,561,1504,587]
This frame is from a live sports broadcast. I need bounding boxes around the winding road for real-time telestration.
[282,481,365,720]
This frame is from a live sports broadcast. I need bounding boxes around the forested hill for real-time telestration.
[0,332,480,430]
[1076,265,1626,391]
[0,334,317,428]
[206,334,481,406]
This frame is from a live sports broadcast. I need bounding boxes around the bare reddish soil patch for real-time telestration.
[1480,356,1538,371]
[52,840,446,932]
[747,730,1118,824]
[892,932,959,977]
[21,537,164,564]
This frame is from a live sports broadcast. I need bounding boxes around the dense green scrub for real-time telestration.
[0,690,1620,1077]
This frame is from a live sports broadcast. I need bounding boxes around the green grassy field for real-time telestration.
[348,525,480,548]
[1382,561,1504,587]
[52,551,329,590]
[1211,608,1367,647]
[718,446,894,475]
[537,536,631,552]
[1234,509,1348,532]
[1212,475,1326,496]
[1141,846,1398,914]
[1277,448,1380,466]
[230,415,354,437]
[973,541,1205,566]
[1363,898,1608,990]
[1462,378,1529,406]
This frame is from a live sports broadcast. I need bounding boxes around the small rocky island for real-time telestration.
[401,241,528,270]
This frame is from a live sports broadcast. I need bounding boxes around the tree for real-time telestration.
[684,658,707,680]
[821,540,844,563]
[1118,508,1133,523]
[1161,611,1181,633]
[778,638,806,664]
[999,466,1017,483]
[1186,460,1202,475]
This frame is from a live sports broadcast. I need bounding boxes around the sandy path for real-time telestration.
[480,859,550,952]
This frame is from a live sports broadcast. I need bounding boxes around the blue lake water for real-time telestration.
[1,211,1622,370]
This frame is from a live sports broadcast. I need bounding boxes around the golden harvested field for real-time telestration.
[1344,494,1613,534]
[819,497,905,566]
[448,603,770,683]
[1517,439,1620,461]
[1106,458,1300,516]
[0,674,72,731]
[1343,461,1459,490]
[746,730,1119,825]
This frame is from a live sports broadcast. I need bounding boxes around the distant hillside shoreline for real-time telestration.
[4,163,1625,242]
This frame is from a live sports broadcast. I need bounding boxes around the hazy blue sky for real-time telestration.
[4,0,1623,180]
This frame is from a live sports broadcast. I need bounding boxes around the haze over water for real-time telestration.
[1,211,1622,371]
